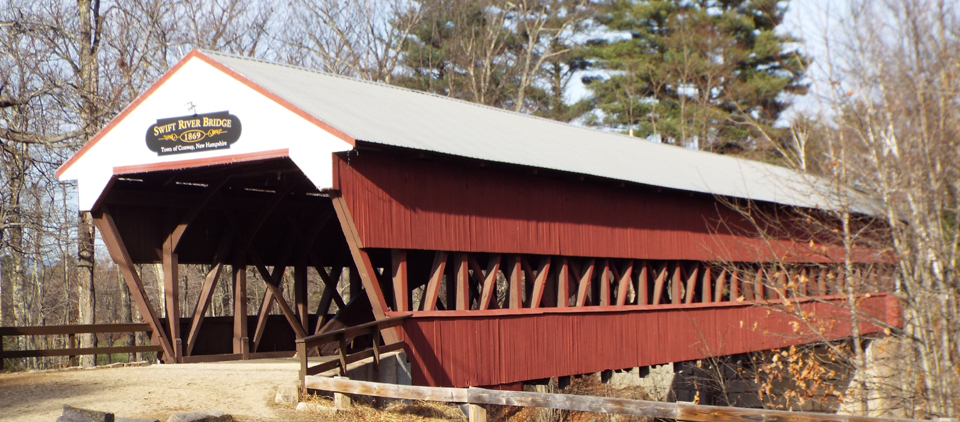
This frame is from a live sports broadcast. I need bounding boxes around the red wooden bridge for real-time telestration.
[57,50,896,390]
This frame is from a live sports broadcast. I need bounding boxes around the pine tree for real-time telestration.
[582,0,808,153]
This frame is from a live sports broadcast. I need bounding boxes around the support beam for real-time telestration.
[575,259,595,307]
[636,261,649,306]
[162,231,182,362]
[315,267,344,334]
[713,269,727,303]
[250,251,307,339]
[478,255,501,311]
[701,266,712,304]
[252,289,276,352]
[599,260,611,306]
[616,261,633,306]
[423,251,448,311]
[92,208,175,363]
[684,265,699,304]
[528,258,551,309]
[392,250,408,312]
[185,233,233,356]
[671,262,683,305]
[557,258,570,308]
[754,267,765,301]
[508,255,522,309]
[295,265,309,333]
[232,263,249,358]
[455,254,470,311]
[330,194,399,344]
[651,262,668,305]
[730,270,740,300]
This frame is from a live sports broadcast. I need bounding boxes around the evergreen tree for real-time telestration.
[582,0,808,153]
[394,0,592,118]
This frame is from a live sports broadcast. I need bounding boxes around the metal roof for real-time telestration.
[202,50,876,214]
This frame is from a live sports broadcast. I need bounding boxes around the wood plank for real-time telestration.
[330,194,399,344]
[557,258,569,308]
[392,250,408,312]
[684,264,699,304]
[508,255,523,309]
[92,208,176,363]
[713,269,727,303]
[478,254,501,311]
[0,323,151,336]
[305,375,468,402]
[455,254,470,311]
[651,262,668,305]
[575,259,595,307]
[468,387,678,419]
[528,258,551,309]
[423,251,448,311]
[185,232,233,356]
[0,345,163,359]
[304,342,405,376]
[616,261,633,306]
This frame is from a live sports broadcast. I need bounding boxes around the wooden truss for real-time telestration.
[387,250,897,313]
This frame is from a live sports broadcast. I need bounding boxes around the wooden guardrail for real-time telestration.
[296,313,411,387]
[304,376,935,422]
[0,323,161,370]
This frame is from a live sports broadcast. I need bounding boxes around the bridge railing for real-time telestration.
[0,323,161,370]
[296,313,410,389]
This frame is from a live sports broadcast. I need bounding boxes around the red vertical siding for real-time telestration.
[396,294,896,387]
[335,153,850,262]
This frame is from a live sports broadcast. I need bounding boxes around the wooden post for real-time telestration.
[392,250,408,312]
[467,404,487,422]
[636,261,648,306]
[162,233,181,362]
[509,255,522,309]
[701,266,712,304]
[423,251,448,311]
[671,262,682,305]
[233,263,249,358]
[456,254,470,310]
[478,254,501,310]
[599,259,611,306]
[68,333,78,366]
[333,376,352,410]
[295,265,309,332]
[575,259,595,307]
[557,258,569,308]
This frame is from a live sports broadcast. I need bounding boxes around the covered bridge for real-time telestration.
[57,50,897,389]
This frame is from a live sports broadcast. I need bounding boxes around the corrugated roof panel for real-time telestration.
[200,51,876,214]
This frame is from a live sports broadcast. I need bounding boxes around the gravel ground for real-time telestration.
[0,359,318,422]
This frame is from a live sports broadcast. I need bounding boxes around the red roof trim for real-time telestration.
[190,51,356,147]
[57,49,356,179]
[113,148,289,175]
[56,50,203,178]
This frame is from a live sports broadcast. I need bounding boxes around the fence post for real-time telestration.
[68,334,78,367]
[467,404,486,422]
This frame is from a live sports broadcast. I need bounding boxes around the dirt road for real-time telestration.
[0,359,312,422]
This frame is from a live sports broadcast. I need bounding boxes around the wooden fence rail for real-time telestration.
[0,323,160,370]
[296,313,411,385]
[304,376,934,422]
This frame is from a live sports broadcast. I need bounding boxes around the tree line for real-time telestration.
[2,0,959,418]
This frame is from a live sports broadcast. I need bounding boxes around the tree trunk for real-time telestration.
[77,211,97,367]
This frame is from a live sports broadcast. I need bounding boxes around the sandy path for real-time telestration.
[0,359,319,422]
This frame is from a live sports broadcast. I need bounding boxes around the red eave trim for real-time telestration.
[57,49,356,179]
[113,148,289,175]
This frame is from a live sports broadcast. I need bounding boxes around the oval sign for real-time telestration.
[145,111,242,156]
